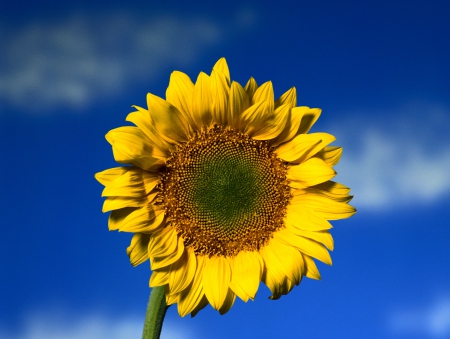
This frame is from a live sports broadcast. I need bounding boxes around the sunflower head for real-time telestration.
[95,58,355,316]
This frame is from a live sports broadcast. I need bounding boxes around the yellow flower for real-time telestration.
[95,58,355,317]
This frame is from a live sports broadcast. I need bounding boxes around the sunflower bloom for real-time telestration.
[95,58,355,317]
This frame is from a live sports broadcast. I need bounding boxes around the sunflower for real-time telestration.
[95,58,355,317]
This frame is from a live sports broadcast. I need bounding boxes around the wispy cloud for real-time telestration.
[388,296,450,338]
[0,309,194,339]
[329,102,450,210]
[0,10,251,112]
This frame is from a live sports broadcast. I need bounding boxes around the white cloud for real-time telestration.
[0,309,193,339]
[388,296,450,338]
[0,11,241,112]
[330,103,450,210]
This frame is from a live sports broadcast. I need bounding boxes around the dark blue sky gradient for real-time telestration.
[1,1,449,338]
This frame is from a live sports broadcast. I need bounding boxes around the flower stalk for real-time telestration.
[142,286,168,339]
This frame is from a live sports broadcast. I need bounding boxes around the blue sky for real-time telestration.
[1,1,450,338]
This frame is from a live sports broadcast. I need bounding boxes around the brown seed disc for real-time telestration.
[158,125,290,257]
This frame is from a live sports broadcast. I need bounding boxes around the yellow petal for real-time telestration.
[95,167,129,186]
[261,268,283,300]
[165,287,179,306]
[146,93,190,144]
[228,81,250,130]
[102,170,142,197]
[165,71,195,128]
[243,82,274,136]
[191,72,213,127]
[244,77,258,100]
[190,295,209,318]
[316,146,343,166]
[168,247,197,295]
[213,57,230,86]
[126,233,150,266]
[105,126,164,170]
[210,68,229,125]
[270,106,308,147]
[102,196,147,212]
[252,103,290,141]
[178,255,206,317]
[146,192,159,204]
[260,249,285,300]
[149,266,171,287]
[151,235,184,270]
[251,81,274,108]
[147,227,178,258]
[290,194,356,220]
[304,181,353,203]
[297,108,321,134]
[260,237,303,286]
[285,222,334,251]
[287,158,336,188]
[262,268,295,300]
[203,256,231,310]
[229,251,263,302]
[293,134,337,164]
[303,254,321,280]
[115,205,165,233]
[274,228,332,265]
[141,171,161,195]
[219,289,236,315]
[285,206,333,231]
[275,87,296,109]
[275,133,321,162]
[108,207,138,231]
[228,279,248,303]
[275,132,336,162]
[281,275,295,296]
[240,101,265,134]
[126,107,172,158]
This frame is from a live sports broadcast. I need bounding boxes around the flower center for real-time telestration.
[159,125,290,257]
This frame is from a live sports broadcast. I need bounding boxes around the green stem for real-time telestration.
[142,286,168,339]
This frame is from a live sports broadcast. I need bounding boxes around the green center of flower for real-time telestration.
[191,151,265,230]
[160,125,290,257]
